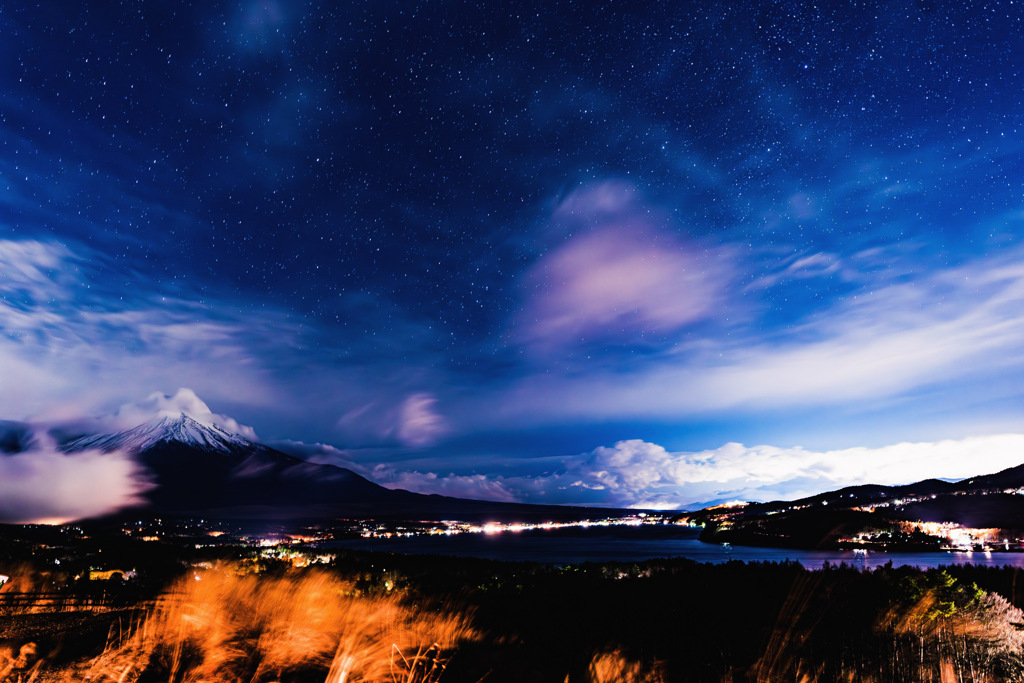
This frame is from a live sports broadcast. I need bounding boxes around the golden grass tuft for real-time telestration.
[586,648,665,683]
[42,567,475,683]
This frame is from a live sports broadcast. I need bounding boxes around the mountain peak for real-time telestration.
[155,411,204,429]
[63,412,257,455]
[108,389,260,442]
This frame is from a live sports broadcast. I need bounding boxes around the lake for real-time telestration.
[325,524,1024,570]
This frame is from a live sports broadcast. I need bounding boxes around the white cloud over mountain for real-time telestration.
[108,388,259,439]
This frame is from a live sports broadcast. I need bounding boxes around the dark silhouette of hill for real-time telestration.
[682,459,1024,550]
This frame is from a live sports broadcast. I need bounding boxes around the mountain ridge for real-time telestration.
[54,412,617,525]
[682,457,1024,550]
[62,413,262,455]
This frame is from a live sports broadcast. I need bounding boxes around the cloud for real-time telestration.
[579,434,1024,509]
[397,393,448,447]
[517,182,730,348]
[107,388,258,439]
[491,246,1024,424]
[0,431,152,524]
[371,467,520,503]
[352,434,1024,511]
[334,393,449,448]
[746,251,846,290]
[0,240,77,297]
[521,228,723,344]
[0,239,282,422]
[270,438,522,502]
[270,439,364,471]
[552,180,639,218]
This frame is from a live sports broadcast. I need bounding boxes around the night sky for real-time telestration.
[4,1,1024,512]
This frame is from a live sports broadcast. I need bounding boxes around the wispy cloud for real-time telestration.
[373,468,520,503]
[332,392,450,448]
[0,240,77,295]
[0,239,278,419]
[517,183,731,349]
[746,251,846,290]
[269,439,364,470]
[397,393,448,447]
[520,227,725,346]
[492,244,1024,424]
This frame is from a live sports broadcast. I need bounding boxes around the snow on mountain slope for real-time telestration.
[62,413,258,454]
[109,389,258,440]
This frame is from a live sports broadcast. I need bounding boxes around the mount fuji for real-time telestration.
[63,413,260,455]
[58,412,596,523]
[60,412,400,519]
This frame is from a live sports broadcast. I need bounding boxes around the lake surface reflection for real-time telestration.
[326,525,1024,570]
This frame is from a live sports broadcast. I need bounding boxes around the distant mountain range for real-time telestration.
[682,459,1024,550]
[50,413,604,524]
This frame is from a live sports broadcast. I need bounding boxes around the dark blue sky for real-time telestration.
[4,1,1024,509]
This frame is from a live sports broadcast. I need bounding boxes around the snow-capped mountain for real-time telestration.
[57,411,398,518]
[62,413,262,455]
[52,408,601,524]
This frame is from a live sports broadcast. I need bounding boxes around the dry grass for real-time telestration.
[26,567,475,683]
[586,649,665,683]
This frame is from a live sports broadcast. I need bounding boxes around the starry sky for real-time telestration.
[4,1,1024,511]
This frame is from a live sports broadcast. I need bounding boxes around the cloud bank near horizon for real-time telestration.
[346,433,1024,509]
